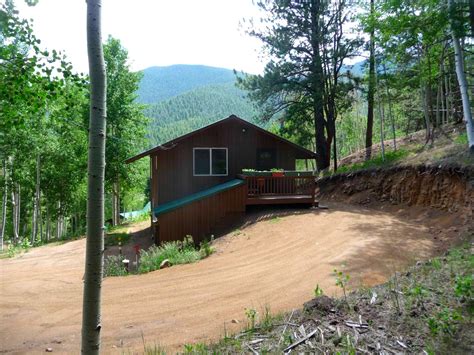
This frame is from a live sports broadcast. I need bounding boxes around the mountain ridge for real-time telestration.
[136,64,237,104]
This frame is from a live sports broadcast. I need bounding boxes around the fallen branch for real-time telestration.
[283,328,318,353]
[345,321,369,329]
[246,344,258,355]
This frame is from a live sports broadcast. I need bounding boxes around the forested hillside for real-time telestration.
[136,64,237,104]
[145,82,260,144]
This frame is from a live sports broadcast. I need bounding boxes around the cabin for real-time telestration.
[126,115,317,244]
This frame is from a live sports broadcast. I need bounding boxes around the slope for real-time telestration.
[136,64,237,104]
[146,82,260,145]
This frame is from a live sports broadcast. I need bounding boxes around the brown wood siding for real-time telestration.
[156,183,246,244]
[153,119,297,205]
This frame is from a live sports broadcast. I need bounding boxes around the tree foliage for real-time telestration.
[239,0,361,170]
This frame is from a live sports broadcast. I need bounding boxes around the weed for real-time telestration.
[104,255,127,277]
[454,274,472,299]
[428,308,462,336]
[199,237,215,258]
[144,343,166,355]
[245,308,258,331]
[409,284,428,299]
[270,216,281,223]
[339,334,356,355]
[260,305,274,331]
[454,274,473,315]
[334,267,350,307]
[428,258,442,270]
[4,239,32,258]
[282,332,293,347]
[183,342,208,354]
[313,284,324,297]
[454,132,468,145]
[387,274,402,314]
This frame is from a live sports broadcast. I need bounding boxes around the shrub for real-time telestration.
[138,236,209,274]
[104,255,127,277]
[199,238,215,258]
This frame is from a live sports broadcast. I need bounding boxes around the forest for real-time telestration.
[1,0,473,250]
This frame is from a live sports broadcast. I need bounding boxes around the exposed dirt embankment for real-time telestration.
[318,165,473,224]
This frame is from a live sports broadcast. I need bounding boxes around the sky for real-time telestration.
[14,0,266,75]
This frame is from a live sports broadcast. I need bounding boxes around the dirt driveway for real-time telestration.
[0,203,459,353]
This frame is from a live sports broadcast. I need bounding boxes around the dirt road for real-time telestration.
[0,203,458,353]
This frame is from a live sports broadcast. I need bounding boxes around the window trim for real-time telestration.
[193,147,228,176]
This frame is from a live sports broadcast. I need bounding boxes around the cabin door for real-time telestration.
[256,148,277,170]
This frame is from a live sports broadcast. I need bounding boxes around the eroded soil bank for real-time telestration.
[318,165,473,227]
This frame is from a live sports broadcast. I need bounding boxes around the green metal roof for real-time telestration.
[154,179,245,217]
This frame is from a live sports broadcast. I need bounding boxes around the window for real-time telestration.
[256,148,277,171]
[193,148,228,176]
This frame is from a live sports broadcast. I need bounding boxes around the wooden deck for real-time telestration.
[240,174,317,207]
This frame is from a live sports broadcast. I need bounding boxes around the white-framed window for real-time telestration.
[193,148,228,176]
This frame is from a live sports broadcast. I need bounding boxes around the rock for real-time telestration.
[52,340,62,344]
[159,259,171,269]
[45,348,53,352]
[231,319,239,324]
[304,295,335,315]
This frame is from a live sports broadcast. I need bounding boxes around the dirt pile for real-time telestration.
[318,165,473,224]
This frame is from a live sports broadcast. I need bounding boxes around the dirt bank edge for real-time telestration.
[317,164,473,223]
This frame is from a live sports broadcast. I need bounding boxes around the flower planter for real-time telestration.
[241,170,272,177]
[271,171,284,177]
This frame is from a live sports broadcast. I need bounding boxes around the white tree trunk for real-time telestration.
[45,205,50,243]
[449,0,474,152]
[31,154,41,244]
[11,185,19,244]
[82,0,107,353]
[56,201,62,240]
[16,184,20,239]
[0,161,7,251]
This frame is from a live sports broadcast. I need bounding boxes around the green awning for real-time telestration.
[154,179,245,217]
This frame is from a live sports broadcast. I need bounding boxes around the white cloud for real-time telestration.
[14,0,266,74]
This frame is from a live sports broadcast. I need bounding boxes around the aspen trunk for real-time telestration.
[449,0,474,152]
[0,161,7,251]
[45,205,50,243]
[31,154,41,244]
[11,184,19,244]
[31,196,36,244]
[378,100,386,161]
[82,0,107,353]
[115,179,120,225]
[16,184,20,239]
[111,190,116,226]
[383,63,396,151]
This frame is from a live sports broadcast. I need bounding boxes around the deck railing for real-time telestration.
[238,173,316,205]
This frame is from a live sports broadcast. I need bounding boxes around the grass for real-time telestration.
[104,235,215,277]
[336,148,409,174]
[455,132,468,146]
[138,236,215,274]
